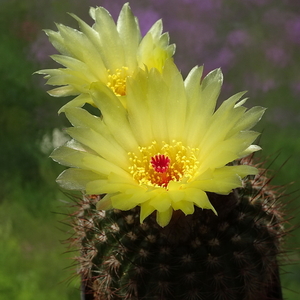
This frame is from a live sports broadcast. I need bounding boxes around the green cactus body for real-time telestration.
[72,159,285,300]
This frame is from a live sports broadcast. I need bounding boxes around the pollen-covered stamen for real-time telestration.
[107,66,129,96]
[151,155,170,173]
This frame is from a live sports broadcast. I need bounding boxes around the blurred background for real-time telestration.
[1,0,299,299]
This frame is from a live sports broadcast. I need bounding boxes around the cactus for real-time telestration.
[36,4,290,299]
[70,156,286,300]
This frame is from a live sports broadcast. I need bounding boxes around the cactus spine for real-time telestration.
[70,157,286,300]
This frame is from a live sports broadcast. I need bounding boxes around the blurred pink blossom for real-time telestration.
[227,30,251,47]
[265,45,289,67]
[206,47,235,71]
[30,33,56,66]
[286,16,300,44]
[244,74,276,94]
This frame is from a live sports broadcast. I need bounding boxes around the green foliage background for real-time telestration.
[0,0,299,299]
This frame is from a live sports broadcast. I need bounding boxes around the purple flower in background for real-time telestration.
[30,33,56,67]
[227,29,251,47]
[179,0,222,11]
[263,9,280,25]
[161,17,217,74]
[134,8,161,35]
[244,73,276,95]
[171,20,216,52]
[265,45,289,67]
[286,16,300,44]
[206,47,235,72]
[261,78,276,92]
[245,0,271,6]
[291,80,300,97]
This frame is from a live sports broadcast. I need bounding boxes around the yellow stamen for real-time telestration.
[106,66,129,96]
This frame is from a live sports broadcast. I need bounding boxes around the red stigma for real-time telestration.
[151,154,170,173]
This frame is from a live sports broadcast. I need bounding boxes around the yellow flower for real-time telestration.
[51,61,265,227]
[36,3,175,113]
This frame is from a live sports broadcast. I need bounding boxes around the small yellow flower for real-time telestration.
[51,60,265,227]
[36,3,175,113]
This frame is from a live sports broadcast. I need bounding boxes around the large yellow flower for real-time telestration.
[36,3,175,112]
[51,60,265,227]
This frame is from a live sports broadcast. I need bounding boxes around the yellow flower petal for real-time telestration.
[172,200,195,215]
[148,189,171,212]
[56,168,103,190]
[116,3,141,70]
[192,165,258,195]
[185,188,216,214]
[66,127,129,169]
[86,180,109,195]
[51,142,130,179]
[91,6,125,70]
[156,207,173,227]
[140,202,156,223]
[138,20,175,72]
[89,83,139,151]
[126,70,154,145]
[110,193,138,211]
[96,194,113,210]
[58,94,93,113]
[185,68,223,146]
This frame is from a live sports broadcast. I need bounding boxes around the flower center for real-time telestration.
[150,154,171,187]
[106,66,129,96]
[151,154,170,173]
[128,140,200,188]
